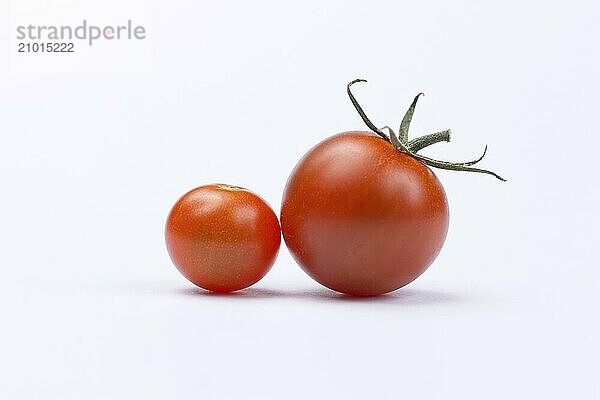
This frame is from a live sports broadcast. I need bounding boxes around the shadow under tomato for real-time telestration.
[177,286,466,305]
[179,287,288,299]
[35,279,466,306]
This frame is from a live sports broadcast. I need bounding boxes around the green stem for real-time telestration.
[347,80,409,152]
[399,93,424,144]
[414,153,506,181]
[346,79,506,181]
[408,130,451,153]
[346,79,387,140]
[458,145,487,166]
[381,126,402,148]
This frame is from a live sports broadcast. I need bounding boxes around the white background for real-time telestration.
[1,0,599,398]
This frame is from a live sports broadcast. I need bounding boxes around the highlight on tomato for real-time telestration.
[165,184,281,293]
[280,79,505,296]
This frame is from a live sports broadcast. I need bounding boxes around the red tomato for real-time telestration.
[165,184,281,293]
[281,131,449,296]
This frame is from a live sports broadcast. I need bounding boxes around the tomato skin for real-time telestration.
[281,131,449,296]
[165,184,281,293]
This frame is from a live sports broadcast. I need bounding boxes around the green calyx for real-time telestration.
[347,79,506,181]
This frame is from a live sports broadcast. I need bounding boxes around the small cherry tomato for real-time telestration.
[165,184,281,293]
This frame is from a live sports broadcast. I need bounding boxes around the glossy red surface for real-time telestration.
[166,184,281,293]
[281,131,449,296]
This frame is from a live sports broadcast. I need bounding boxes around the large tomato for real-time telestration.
[280,79,504,296]
[281,131,449,296]
[166,184,281,293]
